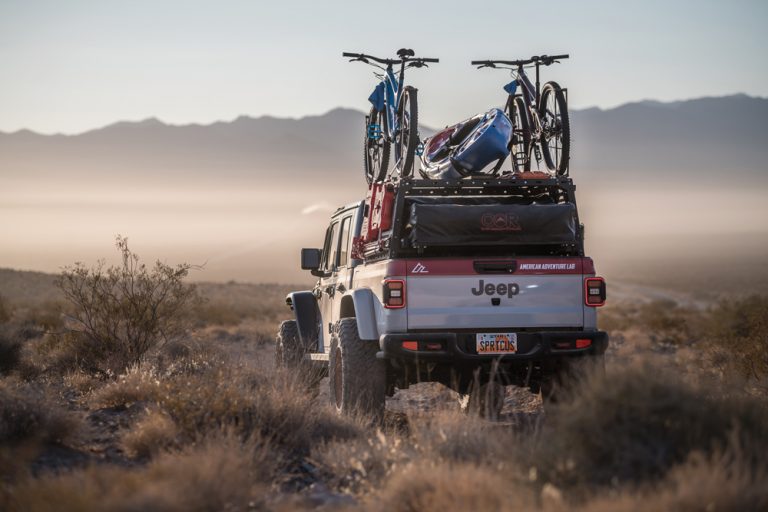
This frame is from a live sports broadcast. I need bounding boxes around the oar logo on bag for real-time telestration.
[480,213,522,232]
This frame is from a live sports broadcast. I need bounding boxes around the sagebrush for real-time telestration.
[54,236,201,373]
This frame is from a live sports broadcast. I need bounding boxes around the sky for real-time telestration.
[1,0,767,134]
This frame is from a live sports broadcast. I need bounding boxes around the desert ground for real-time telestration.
[1,247,767,511]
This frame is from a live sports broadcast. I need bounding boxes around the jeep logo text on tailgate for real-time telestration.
[471,280,520,298]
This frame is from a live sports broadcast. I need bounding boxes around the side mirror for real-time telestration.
[301,248,322,272]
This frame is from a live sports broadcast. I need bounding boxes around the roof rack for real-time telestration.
[398,176,574,195]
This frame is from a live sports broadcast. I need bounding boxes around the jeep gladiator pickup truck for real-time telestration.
[277,176,607,418]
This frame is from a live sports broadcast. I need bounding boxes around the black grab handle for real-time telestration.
[473,260,517,274]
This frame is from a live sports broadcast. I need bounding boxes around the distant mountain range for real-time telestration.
[1,94,766,186]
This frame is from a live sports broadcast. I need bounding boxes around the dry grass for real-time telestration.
[121,408,179,459]
[577,440,768,511]
[90,355,361,461]
[0,294,11,323]
[529,360,768,494]
[4,261,768,511]
[374,461,534,512]
[703,295,768,380]
[0,326,22,375]
[5,433,271,512]
[0,380,81,446]
[90,365,162,408]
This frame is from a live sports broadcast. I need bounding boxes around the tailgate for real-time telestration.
[405,258,587,330]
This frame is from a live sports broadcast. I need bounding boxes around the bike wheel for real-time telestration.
[539,81,570,175]
[394,86,419,178]
[506,95,531,172]
[364,107,390,185]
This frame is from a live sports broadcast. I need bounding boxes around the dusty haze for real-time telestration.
[1,96,767,285]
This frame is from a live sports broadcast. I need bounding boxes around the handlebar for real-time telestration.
[472,54,569,68]
[343,51,439,66]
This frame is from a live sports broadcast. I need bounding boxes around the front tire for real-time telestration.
[328,318,386,419]
[539,82,570,175]
[275,320,302,368]
[364,108,390,185]
[394,86,419,179]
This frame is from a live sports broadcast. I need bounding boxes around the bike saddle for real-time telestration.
[397,48,415,58]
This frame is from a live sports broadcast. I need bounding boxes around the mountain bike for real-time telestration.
[344,49,439,184]
[472,54,570,175]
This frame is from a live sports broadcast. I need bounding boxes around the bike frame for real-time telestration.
[506,65,542,133]
[367,61,408,142]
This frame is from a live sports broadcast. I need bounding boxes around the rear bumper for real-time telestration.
[378,330,608,363]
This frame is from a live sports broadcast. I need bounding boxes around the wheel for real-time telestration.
[394,86,419,178]
[275,320,302,368]
[364,107,390,185]
[328,318,386,419]
[461,381,505,420]
[507,95,531,172]
[539,81,570,175]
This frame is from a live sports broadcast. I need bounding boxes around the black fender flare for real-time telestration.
[286,291,320,351]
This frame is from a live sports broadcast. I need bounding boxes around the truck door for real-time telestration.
[334,212,355,307]
[317,220,339,351]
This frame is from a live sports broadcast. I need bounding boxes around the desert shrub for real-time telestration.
[193,302,244,326]
[374,461,533,512]
[316,428,413,496]
[703,295,768,380]
[90,365,163,408]
[579,436,768,512]
[634,298,694,344]
[121,408,179,459]
[0,380,80,446]
[156,365,360,454]
[92,362,361,457]
[317,410,522,497]
[529,361,768,494]
[600,299,698,345]
[6,434,270,512]
[0,295,11,324]
[54,236,201,374]
[0,326,22,374]
[62,370,100,394]
[410,411,515,465]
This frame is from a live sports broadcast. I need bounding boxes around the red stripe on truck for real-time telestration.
[404,257,594,276]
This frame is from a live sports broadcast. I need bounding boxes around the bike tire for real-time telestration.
[506,95,531,172]
[539,81,570,175]
[363,107,390,185]
[394,86,419,178]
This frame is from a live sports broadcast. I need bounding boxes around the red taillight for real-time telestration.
[383,279,405,308]
[575,338,592,349]
[402,341,418,351]
[584,277,606,307]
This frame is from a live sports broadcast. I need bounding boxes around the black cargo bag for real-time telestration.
[407,202,577,247]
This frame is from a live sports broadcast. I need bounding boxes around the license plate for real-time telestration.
[476,333,518,354]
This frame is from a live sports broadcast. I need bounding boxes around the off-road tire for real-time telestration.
[275,320,302,368]
[461,381,505,420]
[507,95,531,172]
[539,81,570,175]
[329,318,386,419]
[394,86,419,179]
[364,107,390,185]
